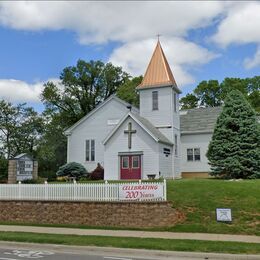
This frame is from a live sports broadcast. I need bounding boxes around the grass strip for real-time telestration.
[0,231,259,255]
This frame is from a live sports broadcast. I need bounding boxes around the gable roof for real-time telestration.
[64,95,139,135]
[136,40,181,94]
[103,112,173,146]
[13,153,33,160]
[180,106,222,134]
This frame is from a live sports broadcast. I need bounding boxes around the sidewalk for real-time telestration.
[0,225,259,243]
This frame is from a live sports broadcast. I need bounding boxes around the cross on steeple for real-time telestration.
[124,122,136,149]
[156,34,161,41]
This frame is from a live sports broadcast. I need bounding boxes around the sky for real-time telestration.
[0,1,260,111]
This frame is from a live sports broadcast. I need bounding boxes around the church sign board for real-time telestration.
[15,154,34,181]
[119,183,164,201]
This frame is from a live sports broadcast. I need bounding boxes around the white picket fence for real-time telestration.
[0,180,167,202]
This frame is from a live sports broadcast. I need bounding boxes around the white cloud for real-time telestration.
[212,2,260,47]
[109,37,218,86]
[244,45,260,69]
[0,78,60,103]
[0,2,225,44]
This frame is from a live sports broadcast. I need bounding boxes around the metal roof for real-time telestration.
[136,41,181,93]
[180,106,222,134]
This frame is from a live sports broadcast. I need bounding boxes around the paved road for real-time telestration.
[0,242,259,260]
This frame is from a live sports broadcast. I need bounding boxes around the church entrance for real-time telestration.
[120,155,141,179]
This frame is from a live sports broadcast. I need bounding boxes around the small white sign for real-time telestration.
[216,208,232,222]
[119,183,164,201]
[107,119,120,125]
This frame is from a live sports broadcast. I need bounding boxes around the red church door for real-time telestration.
[120,155,141,180]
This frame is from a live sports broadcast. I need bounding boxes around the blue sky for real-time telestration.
[0,1,259,111]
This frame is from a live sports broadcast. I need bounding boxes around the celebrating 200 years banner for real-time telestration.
[119,183,164,201]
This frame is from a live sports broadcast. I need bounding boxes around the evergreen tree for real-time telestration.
[207,90,260,179]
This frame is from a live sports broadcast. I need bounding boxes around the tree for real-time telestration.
[116,76,142,107]
[180,76,260,111]
[207,90,260,179]
[0,100,43,158]
[36,111,67,177]
[41,60,130,126]
[194,80,222,107]
[180,93,198,110]
[247,76,260,112]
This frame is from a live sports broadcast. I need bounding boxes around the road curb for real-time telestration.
[0,241,259,259]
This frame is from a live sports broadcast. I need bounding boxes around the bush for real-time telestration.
[21,178,45,184]
[0,157,8,182]
[90,163,104,180]
[56,162,88,179]
[39,171,57,182]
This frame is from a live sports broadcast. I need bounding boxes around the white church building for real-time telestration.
[65,41,221,179]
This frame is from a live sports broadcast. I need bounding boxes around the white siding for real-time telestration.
[67,99,131,172]
[140,87,172,129]
[180,133,212,173]
[159,143,173,178]
[104,118,159,180]
[139,86,181,178]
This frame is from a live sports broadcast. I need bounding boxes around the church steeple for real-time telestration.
[137,40,181,93]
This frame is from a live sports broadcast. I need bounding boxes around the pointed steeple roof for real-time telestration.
[137,41,181,93]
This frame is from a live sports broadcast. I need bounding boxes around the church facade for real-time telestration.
[65,41,221,179]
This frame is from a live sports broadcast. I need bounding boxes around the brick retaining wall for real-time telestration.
[0,201,184,228]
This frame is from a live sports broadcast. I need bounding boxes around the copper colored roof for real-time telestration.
[137,41,181,93]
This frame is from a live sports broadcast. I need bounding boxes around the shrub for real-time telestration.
[38,171,57,182]
[56,162,88,179]
[0,157,8,182]
[21,178,45,184]
[90,163,104,180]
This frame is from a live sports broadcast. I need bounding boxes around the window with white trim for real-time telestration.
[122,157,129,169]
[152,91,158,110]
[132,156,140,168]
[187,148,201,161]
[86,139,95,161]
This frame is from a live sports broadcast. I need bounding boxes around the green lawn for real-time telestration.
[0,231,259,255]
[0,179,259,236]
[166,179,260,235]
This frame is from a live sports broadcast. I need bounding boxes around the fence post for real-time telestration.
[44,181,48,200]
[163,179,167,201]
[18,182,21,200]
[105,180,108,201]
[73,179,77,201]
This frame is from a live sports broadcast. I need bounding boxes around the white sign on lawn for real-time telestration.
[216,208,232,222]
[119,183,164,201]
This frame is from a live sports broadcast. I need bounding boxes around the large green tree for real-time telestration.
[179,93,199,110]
[116,76,142,107]
[0,100,43,159]
[180,76,260,111]
[41,60,129,126]
[207,90,260,179]
[194,80,222,107]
